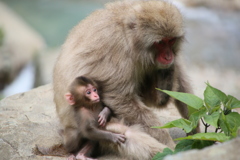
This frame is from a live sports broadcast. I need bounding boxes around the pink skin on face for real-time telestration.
[85,84,100,103]
[153,37,177,68]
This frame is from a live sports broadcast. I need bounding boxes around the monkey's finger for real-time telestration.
[98,117,104,124]
[99,122,103,126]
[102,121,106,127]
[98,115,102,120]
[98,119,106,126]
[102,121,106,126]
[119,135,126,143]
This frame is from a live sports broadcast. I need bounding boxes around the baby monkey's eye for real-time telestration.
[93,88,97,92]
[86,91,91,94]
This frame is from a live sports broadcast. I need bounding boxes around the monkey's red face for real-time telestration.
[85,84,100,103]
[153,37,176,69]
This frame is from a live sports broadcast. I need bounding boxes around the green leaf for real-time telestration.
[175,133,230,142]
[187,105,198,117]
[156,88,203,109]
[204,83,228,108]
[152,118,192,133]
[174,139,195,153]
[191,140,215,149]
[189,107,207,129]
[203,112,220,128]
[152,148,174,160]
[225,112,240,137]
[217,112,240,137]
[174,139,214,153]
[232,127,240,138]
[219,112,230,136]
[228,95,240,109]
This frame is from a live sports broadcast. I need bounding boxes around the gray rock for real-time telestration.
[0,84,62,160]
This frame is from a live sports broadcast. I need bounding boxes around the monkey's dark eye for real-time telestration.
[158,40,164,45]
[86,91,91,94]
[93,88,97,92]
[169,38,177,45]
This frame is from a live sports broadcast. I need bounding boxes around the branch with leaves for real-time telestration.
[152,83,240,160]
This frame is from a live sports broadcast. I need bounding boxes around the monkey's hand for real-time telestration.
[98,114,107,127]
[111,133,126,145]
[98,107,111,127]
[67,154,76,160]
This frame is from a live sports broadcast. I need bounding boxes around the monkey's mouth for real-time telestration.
[93,99,100,103]
[157,52,174,65]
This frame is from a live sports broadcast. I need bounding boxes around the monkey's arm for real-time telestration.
[84,124,125,144]
[108,96,175,149]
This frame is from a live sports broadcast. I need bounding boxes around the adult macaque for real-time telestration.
[54,1,193,159]
[64,76,125,160]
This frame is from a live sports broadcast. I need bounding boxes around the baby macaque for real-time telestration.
[64,76,126,160]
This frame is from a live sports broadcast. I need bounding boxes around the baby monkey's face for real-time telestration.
[83,84,100,103]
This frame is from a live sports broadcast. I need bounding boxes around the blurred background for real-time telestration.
[0,0,239,99]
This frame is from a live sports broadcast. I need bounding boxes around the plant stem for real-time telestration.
[201,118,210,133]
[205,124,210,133]
[201,118,206,126]
[224,109,231,115]
[215,127,221,133]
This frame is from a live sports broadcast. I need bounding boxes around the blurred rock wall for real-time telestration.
[0,2,45,94]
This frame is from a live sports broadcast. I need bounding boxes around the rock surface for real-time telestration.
[0,84,62,160]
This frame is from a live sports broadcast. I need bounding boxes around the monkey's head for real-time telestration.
[124,1,184,69]
[65,76,100,107]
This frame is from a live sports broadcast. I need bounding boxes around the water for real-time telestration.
[2,62,35,97]
[2,0,105,47]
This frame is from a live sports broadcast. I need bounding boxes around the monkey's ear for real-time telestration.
[65,92,75,105]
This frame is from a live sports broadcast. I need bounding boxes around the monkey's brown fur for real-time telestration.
[64,76,126,159]
[53,1,192,159]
